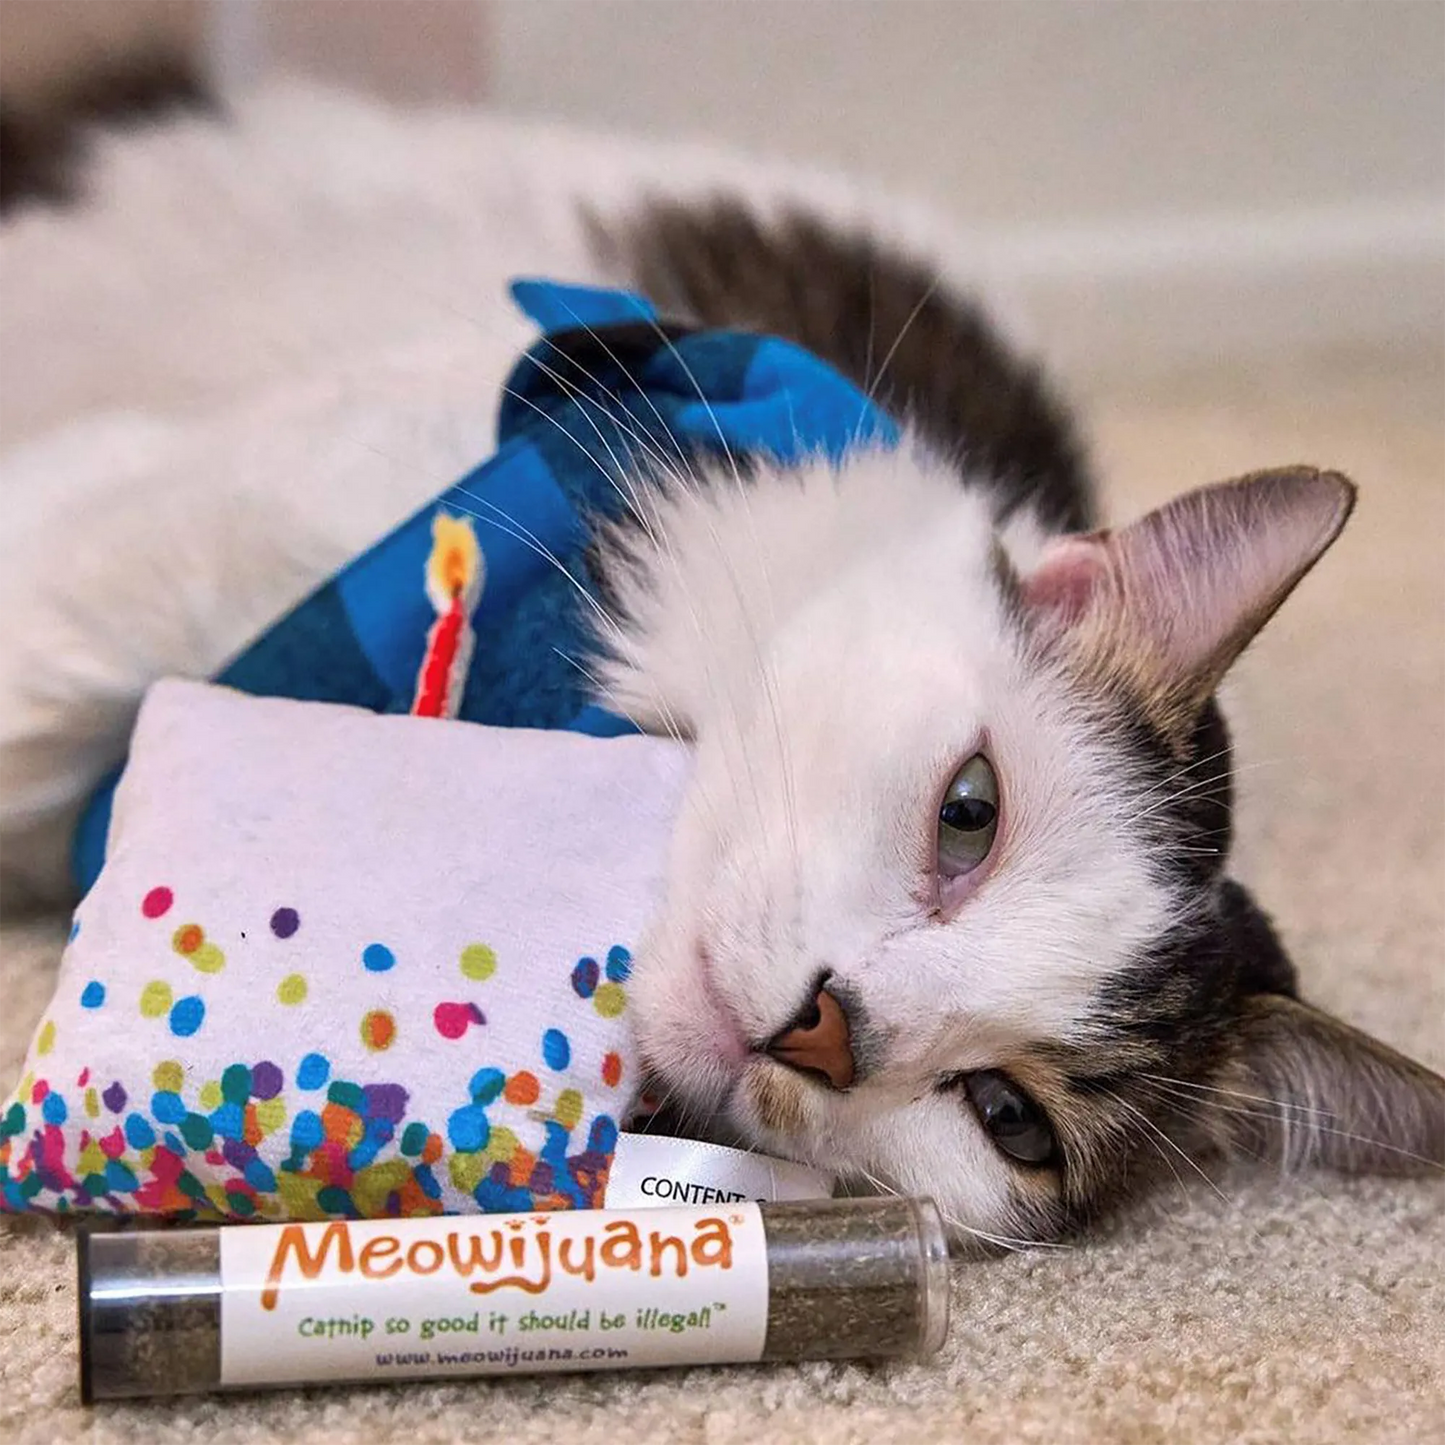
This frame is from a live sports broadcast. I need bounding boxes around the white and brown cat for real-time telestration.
[587,200,1442,1244]
[1,91,1439,1247]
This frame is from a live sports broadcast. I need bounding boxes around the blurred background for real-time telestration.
[1,0,1441,386]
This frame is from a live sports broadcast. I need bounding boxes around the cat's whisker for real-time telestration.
[1127,769,1233,814]
[396,478,693,769]
[1131,752,1280,805]
[497,380,669,544]
[491,390,739,751]
[867,275,941,404]
[1102,1088,1234,1209]
[418,392,716,778]
[617,312,804,894]
[503,356,677,541]
[1126,745,1237,803]
[1150,743,1238,781]
[341,433,620,643]
[862,261,877,397]
[416,488,710,765]
[342,436,620,648]
[489,378,747,803]
[1138,1077,1443,1172]
[540,312,708,494]
[332,270,745,788]
[1139,1073,1340,1118]
[537,299,789,888]
[1131,1081,1396,1237]
[630,1078,685,1135]
[1118,765,1258,830]
[855,1166,904,1200]
[547,647,688,749]
[1123,758,1283,829]
[442,489,616,637]
[850,1166,1070,1254]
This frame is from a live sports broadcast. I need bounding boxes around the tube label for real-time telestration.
[219,1205,769,1385]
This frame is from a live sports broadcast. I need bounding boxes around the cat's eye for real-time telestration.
[958,1070,1056,1165]
[936,753,999,877]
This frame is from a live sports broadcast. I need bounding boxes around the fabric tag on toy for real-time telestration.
[602,1132,832,1209]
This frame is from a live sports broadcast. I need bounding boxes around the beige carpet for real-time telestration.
[2,352,1442,1443]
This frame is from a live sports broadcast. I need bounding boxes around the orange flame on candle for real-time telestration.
[425,513,483,615]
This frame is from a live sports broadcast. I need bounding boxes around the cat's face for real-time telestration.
[601,454,1444,1242]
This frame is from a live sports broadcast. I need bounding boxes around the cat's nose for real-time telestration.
[765,985,855,1090]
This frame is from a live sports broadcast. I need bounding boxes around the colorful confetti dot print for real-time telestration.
[362,944,395,973]
[141,887,173,920]
[169,996,205,1038]
[276,974,307,1006]
[361,1010,396,1052]
[296,1053,330,1090]
[169,922,226,975]
[433,1002,485,1041]
[0,882,638,1221]
[459,944,496,982]
[542,1029,570,1071]
[592,984,626,1018]
[571,957,600,998]
[173,924,203,955]
[270,907,299,939]
[191,945,225,974]
[572,948,630,1019]
[139,982,173,1019]
[554,1089,583,1131]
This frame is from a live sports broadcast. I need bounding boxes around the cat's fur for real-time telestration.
[0,47,212,214]
[585,200,1444,1243]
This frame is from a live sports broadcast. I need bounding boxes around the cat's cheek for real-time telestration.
[719,1060,805,1154]
[852,1097,1032,1240]
[628,929,750,1116]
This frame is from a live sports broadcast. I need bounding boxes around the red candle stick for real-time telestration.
[411,513,485,719]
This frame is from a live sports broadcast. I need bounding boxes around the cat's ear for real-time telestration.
[1206,878,1442,1174]
[1222,993,1445,1176]
[1022,467,1356,745]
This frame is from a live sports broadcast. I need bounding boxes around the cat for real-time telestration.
[582,199,1445,1244]
[1,90,1440,1246]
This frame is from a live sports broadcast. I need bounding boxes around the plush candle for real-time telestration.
[411,512,485,719]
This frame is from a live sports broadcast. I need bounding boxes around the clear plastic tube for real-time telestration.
[79,1197,949,1400]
